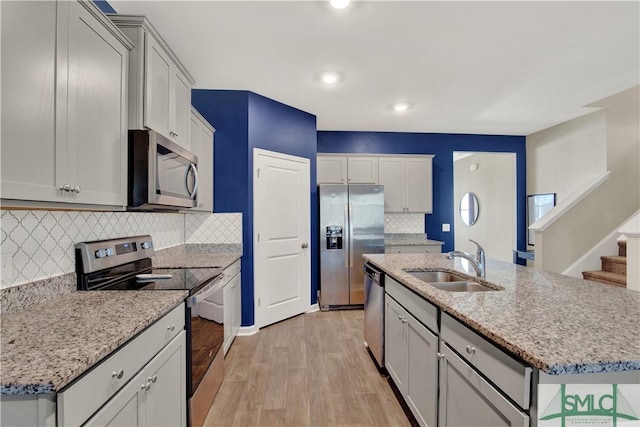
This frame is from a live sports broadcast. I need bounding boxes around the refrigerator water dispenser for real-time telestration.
[326,226,343,250]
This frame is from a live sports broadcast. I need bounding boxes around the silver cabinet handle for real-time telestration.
[111,369,124,379]
[301,243,309,249]
[437,352,445,360]
[149,375,157,383]
[167,324,175,331]
[73,185,81,193]
[59,184,72,192]
[401,318,408,324]
[141,382,151,391]
[466,345,476,354]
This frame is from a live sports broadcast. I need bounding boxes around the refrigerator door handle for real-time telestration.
[348,202,354,268]
[344,203,349,269]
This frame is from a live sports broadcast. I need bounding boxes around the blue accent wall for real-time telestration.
[93,0,117,14]
[317,132,527,258]
[192,90,317,327]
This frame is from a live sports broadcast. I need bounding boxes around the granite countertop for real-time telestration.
[0,291,187,395]
[384,233,444,246]
[363,253,640,375]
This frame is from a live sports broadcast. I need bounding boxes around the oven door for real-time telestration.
[186,273,225,427]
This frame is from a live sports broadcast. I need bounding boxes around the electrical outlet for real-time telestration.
[1,252,14,282]
[442,223,451,232]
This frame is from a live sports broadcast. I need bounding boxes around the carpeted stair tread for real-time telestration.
[582,270,626,287]
[601,255,627,275]
[618,241,627,257]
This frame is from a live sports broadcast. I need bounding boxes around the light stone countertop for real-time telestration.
[0,291,187,395]
[363,253,640,375]
[384,233,444,246]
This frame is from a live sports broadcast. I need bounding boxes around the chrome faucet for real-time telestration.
[446,239,486,278]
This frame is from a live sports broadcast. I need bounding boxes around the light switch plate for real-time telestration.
[442,223,451,232]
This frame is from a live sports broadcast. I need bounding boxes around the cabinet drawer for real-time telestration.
[57,304,185,426]
[224,259,241,282]
[441,313,531,409]
[385,276,438,334]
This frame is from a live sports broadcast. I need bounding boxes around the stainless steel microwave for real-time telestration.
[128,130,198,210]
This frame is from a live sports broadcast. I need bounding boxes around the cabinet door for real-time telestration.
[1,1,58,202]
[223,282,233,355]
[384,245,441,254]
[406,314,438,427]
[438,344,529,427]
[231,272,242,339]
[385,295,408,395]
[144,34,171,136]
[188,111,214,212]
[84,370,144,427]
[317,156,347,184]
[144,332,187,427]
[65,0,128,206]
[171,70,191,149]
[347,157,378,184]
[405,158,432,213]
[378,158,405,212]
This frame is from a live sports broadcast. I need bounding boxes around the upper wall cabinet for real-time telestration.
[188,107,215,212]
[1,0,132,208]
[108,15,195,150]
[379,156,434,213]
[317,155,378,184]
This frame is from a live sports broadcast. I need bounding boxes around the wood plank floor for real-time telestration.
[203,310,411,427]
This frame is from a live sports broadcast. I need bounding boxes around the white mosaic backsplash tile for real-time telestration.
[384,213,425,234]
[0,210,243,289]
[185,213,242,244]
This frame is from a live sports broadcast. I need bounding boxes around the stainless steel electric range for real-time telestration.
[76,235,224,427]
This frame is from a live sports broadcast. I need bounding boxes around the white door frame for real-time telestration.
[253,148,311,329]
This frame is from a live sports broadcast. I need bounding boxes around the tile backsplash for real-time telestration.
[0,210,242,289]
[384,213,425,234]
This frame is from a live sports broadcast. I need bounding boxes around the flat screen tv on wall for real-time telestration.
[527,193,556,246]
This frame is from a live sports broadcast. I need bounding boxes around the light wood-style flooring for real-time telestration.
[203,309,411,427]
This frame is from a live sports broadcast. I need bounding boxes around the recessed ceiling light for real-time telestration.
[392,102,411,112]
[319,72,342,85]
[329,0,351,10]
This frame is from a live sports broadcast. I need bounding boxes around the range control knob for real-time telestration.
[105,248,114,257]
[95,249,107,258]
[141,241,153,250]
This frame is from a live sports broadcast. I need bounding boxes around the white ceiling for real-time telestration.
[109,1,639,136]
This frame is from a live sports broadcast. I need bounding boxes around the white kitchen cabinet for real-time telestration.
[223,259,242,355]
[1,0,131,207]
[378,156,433,213]
[384,244,442,254]
[85,332,186,427]
[57,304,186,427]
[317,155,378,184]
[187,108,215,212]
[438,343,529,427]
[109,15,195,150]
[385,294,438,427]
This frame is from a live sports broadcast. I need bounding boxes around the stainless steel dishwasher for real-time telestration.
[364,262,385,369]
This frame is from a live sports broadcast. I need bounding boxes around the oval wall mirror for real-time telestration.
[459,192,480,226]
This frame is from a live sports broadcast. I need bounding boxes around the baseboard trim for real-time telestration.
[237,325,259,336]
[306,303,320,313]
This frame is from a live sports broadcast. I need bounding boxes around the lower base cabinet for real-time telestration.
[438,343,529,427]
[385,295,438,427]
[85,332,187,427]
[223,260,242,355]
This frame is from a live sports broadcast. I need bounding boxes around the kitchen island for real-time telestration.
[365,253,639,427]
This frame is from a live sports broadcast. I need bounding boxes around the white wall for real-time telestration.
[526,85,640,273]
[454,152,516,263]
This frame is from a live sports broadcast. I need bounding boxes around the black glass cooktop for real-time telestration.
[100,267,223,294]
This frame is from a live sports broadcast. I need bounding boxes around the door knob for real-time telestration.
[301,243,309,249]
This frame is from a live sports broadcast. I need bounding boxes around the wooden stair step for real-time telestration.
[582,270,626,288]
[601,255,627,275]
[618,240,627,257]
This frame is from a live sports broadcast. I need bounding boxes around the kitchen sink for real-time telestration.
[403,270,501,292]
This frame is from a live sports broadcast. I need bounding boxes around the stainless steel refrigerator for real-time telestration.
[319,184,384,309]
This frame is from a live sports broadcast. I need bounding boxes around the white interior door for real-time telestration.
[254,148,310,329]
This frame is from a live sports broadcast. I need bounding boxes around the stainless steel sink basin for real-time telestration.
[429,282,497,292]
[404,270,469,283]
[403,270,501,292]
